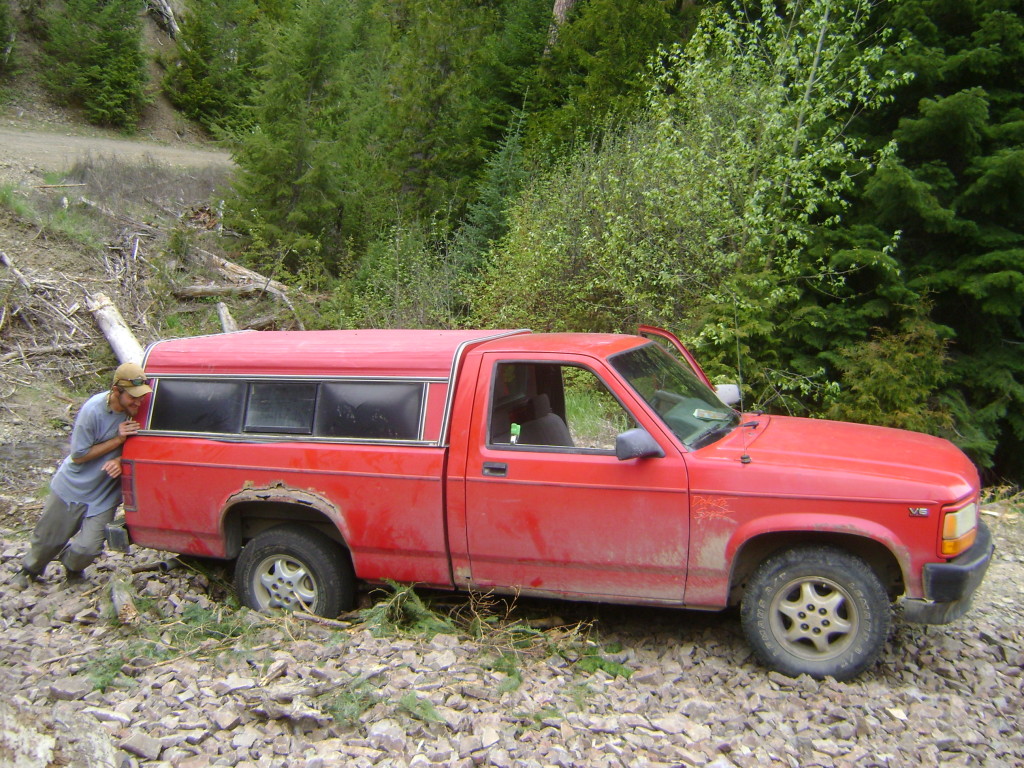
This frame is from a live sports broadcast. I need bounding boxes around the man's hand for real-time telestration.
[102,458,123,478]
[118,420,140,441]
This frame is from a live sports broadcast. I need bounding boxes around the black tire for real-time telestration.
[235,525,355,617]
[740,546,890,681]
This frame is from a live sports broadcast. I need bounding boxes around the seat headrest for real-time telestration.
[528,393,552,419]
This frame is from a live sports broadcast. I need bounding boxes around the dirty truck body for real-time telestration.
[121,328,992,679]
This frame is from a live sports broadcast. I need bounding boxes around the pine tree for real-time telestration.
[522,0,699,156]
[163,0,264,134]
[228,0,551,274]
[846,0,1024,478]
[43,0,148,130]
[228,0,359,273]
[0,0,15,76]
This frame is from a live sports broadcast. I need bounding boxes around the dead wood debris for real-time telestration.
[1,238,153,404]
[179,247,305,330]
[1,251,100,379]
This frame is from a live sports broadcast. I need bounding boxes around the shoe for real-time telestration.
[64,569,87,584]
[12,569,38,589]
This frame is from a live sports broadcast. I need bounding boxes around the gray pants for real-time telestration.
[22,492,115,575]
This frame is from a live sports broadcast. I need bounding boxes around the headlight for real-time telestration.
[941,502,978,557]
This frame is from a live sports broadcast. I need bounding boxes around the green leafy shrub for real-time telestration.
[826,311,954,435]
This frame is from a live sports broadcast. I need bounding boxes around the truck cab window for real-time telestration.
[489,363,635,451]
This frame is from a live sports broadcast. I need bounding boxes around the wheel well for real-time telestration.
[222,500,348,560]
[727,532,904,606]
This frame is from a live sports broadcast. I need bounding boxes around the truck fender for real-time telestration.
[220,482,354,560]
[724,513,915,604]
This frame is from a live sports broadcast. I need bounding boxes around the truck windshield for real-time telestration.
[611,342,739,449]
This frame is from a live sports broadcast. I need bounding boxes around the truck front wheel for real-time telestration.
[740,546,890,681]
[235,525,354,617]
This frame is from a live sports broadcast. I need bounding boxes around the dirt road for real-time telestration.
[0,125,233,175]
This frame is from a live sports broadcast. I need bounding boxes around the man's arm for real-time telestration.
[70,419,140,464]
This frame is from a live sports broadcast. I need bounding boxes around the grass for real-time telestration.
[0,182,34,218]
[319,676,381,727]
[397,692,445,724]
[0,180,107,250]
[564,382,633,450]
[64,153,230,222]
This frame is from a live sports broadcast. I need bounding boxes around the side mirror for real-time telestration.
[715,383,741,407]
[616,428,665,461]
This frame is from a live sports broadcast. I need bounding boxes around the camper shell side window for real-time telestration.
[148,378,426,441]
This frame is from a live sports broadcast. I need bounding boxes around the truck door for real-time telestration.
[461,355,690,603]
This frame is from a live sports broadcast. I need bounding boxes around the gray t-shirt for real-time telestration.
[50,390,126,517]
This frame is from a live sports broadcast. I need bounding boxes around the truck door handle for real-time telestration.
[482,462,508,477]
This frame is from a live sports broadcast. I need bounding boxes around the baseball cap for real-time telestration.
[113,362,153,397]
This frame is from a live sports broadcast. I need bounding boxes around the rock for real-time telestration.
[0,515,1023,768]
[120,731,163,760]
[366,719,407,752]
[211,708,241,731]
[0,700,56,768]
[49,676,93,701]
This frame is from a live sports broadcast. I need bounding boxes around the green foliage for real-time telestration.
[523,0,699,155]
[825,309,954,434]
[0,0,15,76]
[85,648,137,692]
[319,677,380,727]
[42,0,149,130]
[359,581,457,638]
[473,0,907,420]
[226,0,357,271]
[398,692,444,724]
[846,0,1024,477]
[571,644,632,679]
[349,216,468,329]
[163,0,264,134]
[158,603,250,647]
[487,651,524,693]
[228,0,549,273]
[453,113,532,271]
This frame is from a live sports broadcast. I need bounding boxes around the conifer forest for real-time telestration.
[4,0,1023,482]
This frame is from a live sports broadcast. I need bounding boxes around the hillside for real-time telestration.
[0,11,240,506]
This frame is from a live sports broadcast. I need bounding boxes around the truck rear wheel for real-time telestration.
[235,525,354,617]
[740,546,890,681]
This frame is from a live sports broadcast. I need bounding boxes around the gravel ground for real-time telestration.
[0,491,1021,768]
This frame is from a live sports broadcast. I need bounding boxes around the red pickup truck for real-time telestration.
[119,327,992,680]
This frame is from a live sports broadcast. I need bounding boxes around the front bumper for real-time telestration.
[901,520,994,625]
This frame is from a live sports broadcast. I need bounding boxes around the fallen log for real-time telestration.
[217,302,239,333]
[189,249,304,330]
[173,283,267,299]
[0,342,92,363]
[85,293,144,363]
[147,0,179,38]
[110,578,141,626]
[0,251,32,290]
